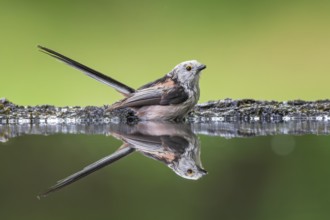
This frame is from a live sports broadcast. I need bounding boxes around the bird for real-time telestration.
[38,46,206,121]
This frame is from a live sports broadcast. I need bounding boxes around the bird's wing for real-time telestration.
[119,86,189,108]
[122,134,163,150]
[161,136,189,153]
[38,45,135,96]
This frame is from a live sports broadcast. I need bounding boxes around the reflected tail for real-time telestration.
[38,145,135,198]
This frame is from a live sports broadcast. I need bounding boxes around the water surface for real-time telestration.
[1,121,330,220]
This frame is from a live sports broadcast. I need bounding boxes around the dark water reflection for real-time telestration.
[38,122,207,197]
[1,121,330,220]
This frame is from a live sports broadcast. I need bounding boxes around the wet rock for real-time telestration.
[190,99,330,122]
[0,98,330,124]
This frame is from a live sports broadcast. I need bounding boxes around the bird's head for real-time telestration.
[168,60,206,88]
[168,159,208,180]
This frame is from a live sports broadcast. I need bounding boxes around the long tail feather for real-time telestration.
[38,45,135,96]
[38,145,135,198]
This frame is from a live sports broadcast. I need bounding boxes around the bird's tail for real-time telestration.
[38,45,135,96]
[38,144,135,198]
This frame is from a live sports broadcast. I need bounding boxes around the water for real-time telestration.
[1,121,330,220]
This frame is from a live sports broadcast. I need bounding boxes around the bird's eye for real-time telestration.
[187,169,193,175]
[186,65,192,71]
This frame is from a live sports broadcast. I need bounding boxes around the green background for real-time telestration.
[1,0,329,106]
[1,1,330,220]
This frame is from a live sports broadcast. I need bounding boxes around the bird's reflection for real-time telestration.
[40,121,207,197]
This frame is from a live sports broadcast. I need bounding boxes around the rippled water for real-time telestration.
[1,121,330,220]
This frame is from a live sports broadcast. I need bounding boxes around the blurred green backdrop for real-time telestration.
[1,1,330,220]
[0,0,329,106]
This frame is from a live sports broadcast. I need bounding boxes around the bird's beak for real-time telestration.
[198,166,208,175]
[197,64,206,71]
